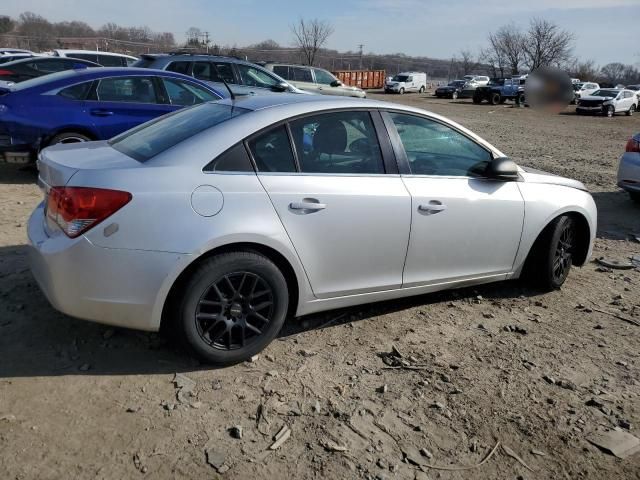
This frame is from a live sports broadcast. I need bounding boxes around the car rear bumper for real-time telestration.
[27,203,185,331]
[0,135,38,163]
[617,152,640,193]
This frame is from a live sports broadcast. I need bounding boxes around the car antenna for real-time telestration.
[212,63,235,101]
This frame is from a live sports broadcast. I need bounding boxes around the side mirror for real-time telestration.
[486,157,519,181]
[272,82,289,92]
[330,80,342,87]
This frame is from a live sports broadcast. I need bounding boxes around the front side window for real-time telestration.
[210,62,236,84]
[247,125,297,172]
[95,77,157,103]
[290,66,313,83]
[236,64,278,89]
[272,66,290,80]
[289,111,384,174]
[162,78,218,106]
[389,112,491,177]
[313,68,335,85]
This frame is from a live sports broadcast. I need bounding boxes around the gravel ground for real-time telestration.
[1,92,639,480]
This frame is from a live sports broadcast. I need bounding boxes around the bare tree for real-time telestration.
[0,16,15,34]
[600,62,627,85]
[522,18,573,71]
[291,18,334,66]
[566,59,599,81]
[456,49,479,75]
[493,24,525,75]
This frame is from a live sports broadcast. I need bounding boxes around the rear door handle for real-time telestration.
[418,201,447,213]
[90,109,114,117]
[289,201,326,212]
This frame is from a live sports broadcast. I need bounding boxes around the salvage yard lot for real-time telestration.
[1,93,639,479]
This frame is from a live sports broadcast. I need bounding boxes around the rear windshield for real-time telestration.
[110,103,249,162]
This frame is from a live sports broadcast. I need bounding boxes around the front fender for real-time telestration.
[512,183,597,276]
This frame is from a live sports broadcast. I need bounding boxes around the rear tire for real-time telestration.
[524,216,576,291]
[419,86,425,93]
[472,95,482,104]
[399,87,405,95]
[490,93,501,105]
[451,91,458,100]
[48,131,92,146]
[176,252,288,365]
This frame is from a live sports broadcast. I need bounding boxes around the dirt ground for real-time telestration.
[1,92,639,480]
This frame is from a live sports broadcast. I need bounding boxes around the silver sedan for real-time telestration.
[29,94,597,365]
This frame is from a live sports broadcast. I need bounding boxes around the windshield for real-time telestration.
[591,89,619,97]
[573,83,584,91]
[488,78,505,86]
[392,75,409,82]
[110,103,249,162]
[449,81,466,87]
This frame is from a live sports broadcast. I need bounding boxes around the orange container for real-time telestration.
[332,70,386,90]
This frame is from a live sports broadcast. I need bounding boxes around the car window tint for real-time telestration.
[248,126,296,172]
[272,66,290,80]
[32,59,70,73]
[167,61,191,75]
[289,111,384,174]
[111,103,249,162]
[290,66,313,83]
[389,112,491,177]
[162,78,218,105]
[313,68,335,85]
[68,53,97,63]
[205,143,254,172]
[192,62,212,81]
[236,64,278,89]
[97,55,124,67]
[210,62,236,84]
[58,81,92,100]
[96,77,157,103]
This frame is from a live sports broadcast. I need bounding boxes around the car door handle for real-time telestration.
[90,109,114,117]
[418,201,447,213]
[289,201,326,212]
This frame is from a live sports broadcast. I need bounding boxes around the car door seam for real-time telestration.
[510,182,528,273]
[399,175,414,288]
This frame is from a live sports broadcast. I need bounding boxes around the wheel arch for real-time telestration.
[42,126,98,148]
[159,242,302,334]
[521,211,592,273]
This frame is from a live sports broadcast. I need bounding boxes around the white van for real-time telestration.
[385,72,427,94]
[52,49,138,67]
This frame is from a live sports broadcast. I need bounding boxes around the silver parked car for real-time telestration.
[263,63,366,98]
[617,132,640,202]
[29,95,597,365]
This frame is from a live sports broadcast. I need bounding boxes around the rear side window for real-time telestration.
[205,143,254,172]
[389,112,491,177]
[166,61,191,75]
[69,53,98,63]
[95,77,157,103]
[58,81,92,100]
[248,126,297,172]
[110,103,249,162]
[162,78,218,105]
[97,55,125,67]
[290,66,313,82]
[289,111,384,174]
[30,59,71,73]
[272,66,290,80]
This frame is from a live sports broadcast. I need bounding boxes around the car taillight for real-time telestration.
[47,187,132,238]
[625,136,640,153]
[0,69,12,76]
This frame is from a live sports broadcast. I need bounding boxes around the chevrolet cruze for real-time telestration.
[29,94,597,365]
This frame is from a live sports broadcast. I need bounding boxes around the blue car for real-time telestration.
[0,67,222,163]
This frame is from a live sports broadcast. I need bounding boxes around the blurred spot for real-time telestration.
[524,67,574,112]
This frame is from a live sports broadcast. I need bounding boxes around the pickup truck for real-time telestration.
[473,77,526,105]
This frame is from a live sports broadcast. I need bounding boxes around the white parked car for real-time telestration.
[52,49,138,67]
[385,72,427,94]
[572,82,600,103]
[29,94,596,365]
[617,133,640,203]
[576,89,638,117]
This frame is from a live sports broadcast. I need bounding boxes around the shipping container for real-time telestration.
[332,70,386,90]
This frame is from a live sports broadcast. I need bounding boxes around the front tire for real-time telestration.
[627,104,636,116]
[525,216,576,291]
[490,93,501,105]
[177,252,288,365]
[451,91,458,100]
[419,86,425,93]
[606,105,615,117]
[399,88,405,95]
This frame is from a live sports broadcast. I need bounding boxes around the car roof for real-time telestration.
[54,49,138,59]
[0,56,100,67]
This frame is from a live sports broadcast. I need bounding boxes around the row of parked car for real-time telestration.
[0,48,370,163]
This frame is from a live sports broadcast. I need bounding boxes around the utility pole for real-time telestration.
[358,44,364,70]
[202,31,210,53]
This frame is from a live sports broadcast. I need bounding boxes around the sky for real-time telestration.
[3,0,640,65]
